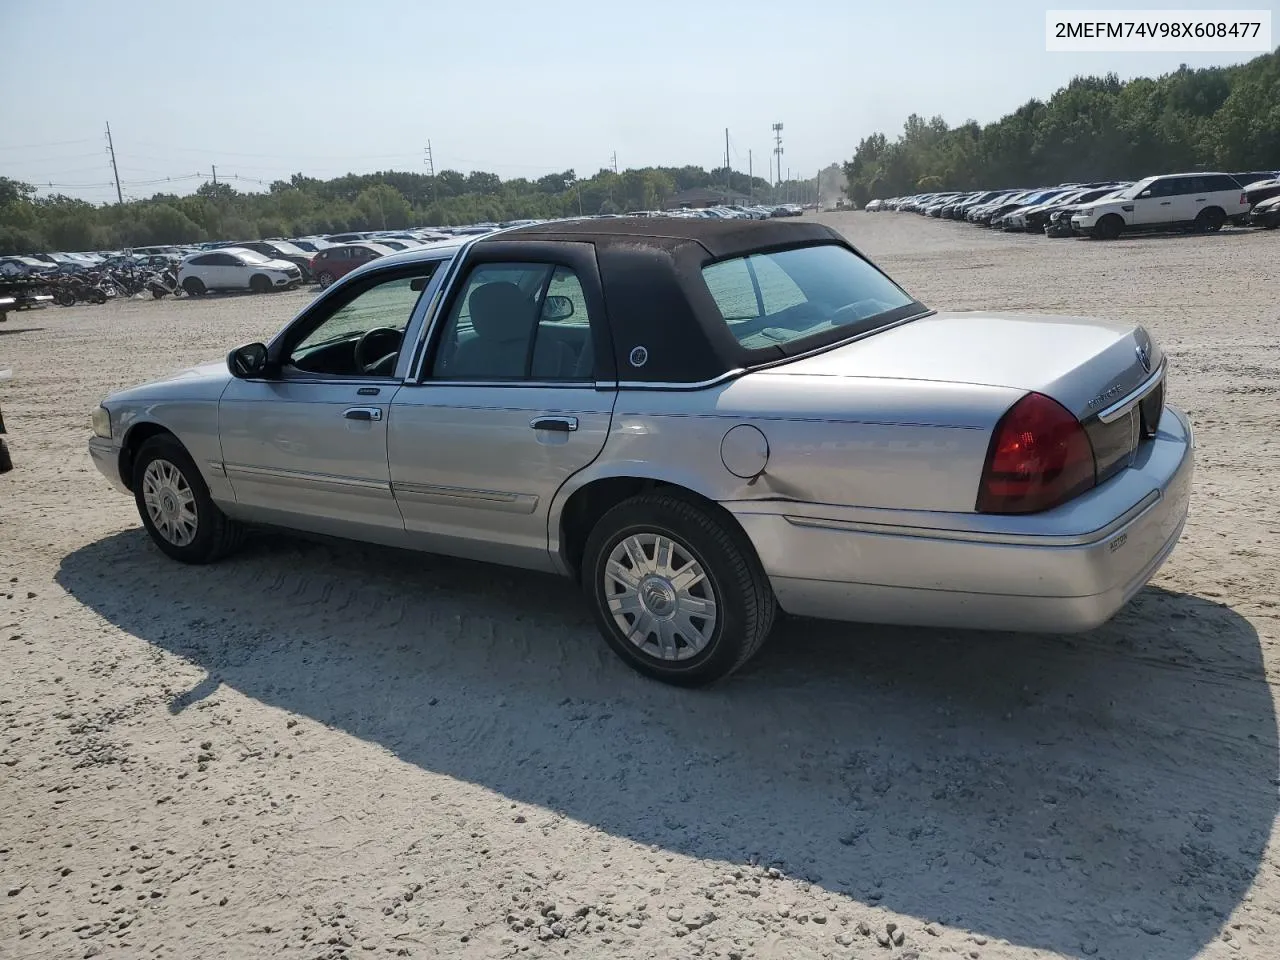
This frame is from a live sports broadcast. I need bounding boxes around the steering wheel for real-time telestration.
[354,327,403,376]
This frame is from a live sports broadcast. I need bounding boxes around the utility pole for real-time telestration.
[104,122,123,204]
[211,164,218,187]
[724,128,731,198]
[748,149,753,202]
[424,141,437,204]
[610,150,618,175]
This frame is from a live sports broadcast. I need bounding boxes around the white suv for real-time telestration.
[1071,173,1248,239]
[178,247,302,296]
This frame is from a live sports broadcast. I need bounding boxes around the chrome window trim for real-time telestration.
[1096,360,1166,424]
[406,235,488,383]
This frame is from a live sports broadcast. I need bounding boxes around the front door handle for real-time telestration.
[530,416,578,433]
[1159,201,1171,205]
[343,406,383,422]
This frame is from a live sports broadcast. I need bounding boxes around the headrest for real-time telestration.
[467,282,537,342]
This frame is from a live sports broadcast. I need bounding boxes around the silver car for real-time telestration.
[88,219,1193,686]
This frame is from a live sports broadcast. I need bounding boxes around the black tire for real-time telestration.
[87,288,108,305]
[249,274,271,294]
[1195,207,1226,233]
[582,493,776,686]
[182,276,206,296]
[0,439,12,474]
[317,271,335,289]
[54,288,76,307]
[151,289,167,299]
[1093,214,1123,240]
[131,434,244,564]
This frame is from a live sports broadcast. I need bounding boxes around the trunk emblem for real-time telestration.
[1136,343,1152,373]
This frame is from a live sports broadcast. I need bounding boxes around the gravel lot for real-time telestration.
[2,214,1278,960]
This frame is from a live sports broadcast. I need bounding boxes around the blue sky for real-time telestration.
[2,0,1274,202]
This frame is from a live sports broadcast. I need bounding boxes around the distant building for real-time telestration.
[667,188,753,209]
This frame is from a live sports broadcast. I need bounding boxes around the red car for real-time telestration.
[309,242,395,288]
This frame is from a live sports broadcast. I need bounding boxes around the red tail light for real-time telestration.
[977,392,1096,514]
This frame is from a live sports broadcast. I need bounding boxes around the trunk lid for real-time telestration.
[776,311,1161,421]
[776,310,1166,485]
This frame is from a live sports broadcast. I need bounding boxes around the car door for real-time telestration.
[388,242,616,572]
[1167,176,1205,224]
[1130,178,1175,226]
[218,263,443,544]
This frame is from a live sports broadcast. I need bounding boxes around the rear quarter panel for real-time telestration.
[554,371,1020,520]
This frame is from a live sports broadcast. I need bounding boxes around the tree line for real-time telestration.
[0,164,814,255]
[844,49,1280,203]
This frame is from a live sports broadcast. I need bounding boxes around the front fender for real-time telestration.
[115,400,230,502]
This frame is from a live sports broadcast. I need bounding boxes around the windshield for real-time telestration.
[236,249,273,264]
[1118,178,1156,200]
[268,241,305,257]
[701,243,920,351]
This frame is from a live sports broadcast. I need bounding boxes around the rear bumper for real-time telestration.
[729,405,1194,633]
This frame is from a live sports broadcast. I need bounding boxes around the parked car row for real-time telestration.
[2,205,814,302]
[864,170,1280,239]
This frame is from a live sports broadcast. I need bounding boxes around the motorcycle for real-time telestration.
[0,368,12,474]
[146,266,182,299]
[51,275,108,306]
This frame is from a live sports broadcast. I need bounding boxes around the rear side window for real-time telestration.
[1207,174,1242,191]
[701,244,916,351]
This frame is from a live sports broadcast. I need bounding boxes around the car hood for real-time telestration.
[106,359,231,404]
[772,311,1159,420]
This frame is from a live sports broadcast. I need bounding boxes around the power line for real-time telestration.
[0,137,99,152]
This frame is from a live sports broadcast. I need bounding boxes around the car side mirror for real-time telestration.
[1139,190,1152,198]
[228,342,269,379]
[542,295,575,321]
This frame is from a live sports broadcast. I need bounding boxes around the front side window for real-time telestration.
[288,270,436,377]
[701,244,917,351]
[432,262,594,380]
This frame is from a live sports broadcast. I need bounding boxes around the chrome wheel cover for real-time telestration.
[604,532,718,661]
[142,458,198,547]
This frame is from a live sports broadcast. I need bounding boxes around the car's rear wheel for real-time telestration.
[182,276,206,296]
[582,493,776,686]
[249,274,271,294]
[132,434,244,564]
[1093,214,1124,240]
[1195,207,1226,233]
[317,271,335,289]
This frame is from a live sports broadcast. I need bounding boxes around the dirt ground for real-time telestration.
[2,214,1278,960]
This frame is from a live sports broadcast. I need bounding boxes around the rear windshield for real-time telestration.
[701,243,919,351]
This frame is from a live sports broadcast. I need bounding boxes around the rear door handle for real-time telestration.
[530,416,578,432]
[1160,201,1171,206]
[343,406,383,422]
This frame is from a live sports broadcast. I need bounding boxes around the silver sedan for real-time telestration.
[89,218,1193,686]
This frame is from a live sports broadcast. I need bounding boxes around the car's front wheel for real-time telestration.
[249,274,272,294]
[582,493,776,686]
[1093,214,1124,240]
[132,434,244,564]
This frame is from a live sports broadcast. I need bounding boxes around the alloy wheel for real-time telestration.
[142,458,199,547]
[603,532,718,661]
